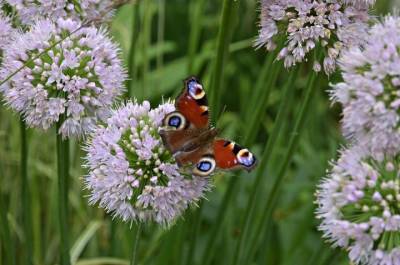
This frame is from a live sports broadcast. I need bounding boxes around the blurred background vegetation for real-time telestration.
[0,0,399,265]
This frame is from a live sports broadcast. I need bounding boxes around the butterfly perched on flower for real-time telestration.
[159,76,257,176]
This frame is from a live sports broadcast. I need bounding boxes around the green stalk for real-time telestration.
[141,0,152,99]
[56,115,70,265]
[185,203,203,265]
[209,0,238,121]
[0,193,15,265]
[20,119,33,265]
[126,2,140,98]
[187,0,206,75]
[244,57,281,143]
[156,0,165,71]
[232,67,299,265]
[245,68,319,263]
[201,178,238,265]
[130,223,142,265]
[200,54,281,265]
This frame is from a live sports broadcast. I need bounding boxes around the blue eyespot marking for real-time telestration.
[168,116,181,128]
[237,150,256,168]
[188,80,203,98]
[197,161,212,172]
[240,156,255,167]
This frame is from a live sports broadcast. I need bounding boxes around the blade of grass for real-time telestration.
[70,221,102,265]
[56,114,71,265]
[187,0,206,75]
[0,193,15,265]
[130,223,142,265]
[201,52,282,265]
[209,0,238,121]
[245,67,320,263]
[185,202,203,265]
[157,0,165,71]
[76,258,129,265]
[232,67,299,265]
[126,2,140,98]
[20,119,33,265]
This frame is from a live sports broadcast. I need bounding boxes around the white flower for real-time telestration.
[0,11,13,52]
[316,146,400,265]
[256,0,369,74]
[0,18,126,138]
[331,15,400,155]
[5,0,116,24]
[84,101,210,226]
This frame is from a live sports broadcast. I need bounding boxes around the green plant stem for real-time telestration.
[20,119,33,265]
[245,69,319,263]
[187,0,206,75]
[232,67,299,265]
[157,0,165,71]
[0,193,15,265]
[56,117,70,265]
[244,56,282,143]
[141,0,153,99]
[201,178,238,265]
[209,0,238,121]
[185,202,203,265]
[130,223,142,265]
[201,54,281,265]
[126,2,140,98]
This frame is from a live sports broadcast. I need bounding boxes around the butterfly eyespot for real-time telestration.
[237,149,256,168]
[163,112,187,130]
[193,156,216,176]
[188,80,205,100]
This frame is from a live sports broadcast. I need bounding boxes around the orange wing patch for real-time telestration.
[177,94,209,129]
[213,139,239,169]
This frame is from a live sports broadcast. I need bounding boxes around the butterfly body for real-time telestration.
[159,76,257,176]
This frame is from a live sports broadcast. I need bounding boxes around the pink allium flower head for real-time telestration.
[256,0,370,75]
[5,0,115,25]
[331,16,400,156]
[84,101,210,226]
[0,18,126,138]
[343,0,376,6]
[316,146,400,265]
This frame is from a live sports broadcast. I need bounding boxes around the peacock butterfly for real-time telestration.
[159,76,257,177]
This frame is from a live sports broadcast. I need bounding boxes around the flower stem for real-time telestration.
[20,119,33,265]
[245,68,319,263]
[209,0,238,121]
[56,117,70,265]
[130,223,142,265]
[157,0,165,71]
[187,0,206,75]
[201,52,281,265]
[232,67,299,265]
[0,193,15,265]
[185,203,203,265]
[126,2,140,98]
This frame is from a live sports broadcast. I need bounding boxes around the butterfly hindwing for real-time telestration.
[213,139,257,172]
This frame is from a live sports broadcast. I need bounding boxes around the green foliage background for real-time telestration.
[0,1,397,265]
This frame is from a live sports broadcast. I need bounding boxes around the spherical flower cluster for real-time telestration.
[343,0,376,6]
[0,12,13,52]
[316,147,400,265]
[256,0,369,74]
[0,18,126,138]
[84,101,210,226]
[331,16,400,156]
[5,0,115,25]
